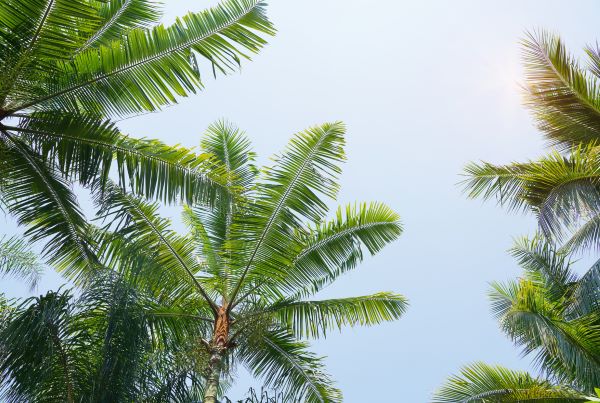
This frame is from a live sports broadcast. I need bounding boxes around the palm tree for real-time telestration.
[0,276,213,402]
[437,29,600,403]
[463,31,600,252]
[433,237,600,402]
[91,120,408,402]
[0,0,275,283]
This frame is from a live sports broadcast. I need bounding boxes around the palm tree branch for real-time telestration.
[7,0,274,114]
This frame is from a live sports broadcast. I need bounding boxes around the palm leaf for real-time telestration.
[0,235,43,289]
[228,122,346,304]
[75,0,162,54]
[238,329,342,403]
[262,292,407,339]
[286,202,402,297]
[8,0,275,116]
[432,362,587,403]
[1,131,98,282]
[523,30,600,149]
[94,181,219,313]
[490,279,600,391]
[0,290,92,402]
[11,112,229,204]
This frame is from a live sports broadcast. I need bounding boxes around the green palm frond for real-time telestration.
[463,161,528,210]
[8,0,275,116]
[75,0,162,54]
[238,329,342,403]
[463,146,600,245]
[569,259,600,318]
[0,235,43,289]
[0,290,91,402]
[432,362,587,403]
[1,131,98,282]
[263,292,407,339]
[523,30,600,149]
[200,119,257,191]
[563,213,600,253]
[94,181,218,312]
[509,236,576,301]
[490,279,600,391]
[283,202,402,297]
[228,122,346,303]
[0,0,99,65]
[11,112,229,204]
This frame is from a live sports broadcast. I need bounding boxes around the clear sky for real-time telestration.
[4,1,600,401]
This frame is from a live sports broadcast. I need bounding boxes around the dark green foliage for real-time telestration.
[0,276,210,402]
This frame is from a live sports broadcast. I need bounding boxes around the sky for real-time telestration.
[4,0,600,401]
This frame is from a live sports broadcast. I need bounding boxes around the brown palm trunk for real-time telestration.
[203,305,230,403]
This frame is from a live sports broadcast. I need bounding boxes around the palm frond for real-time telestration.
[0,289,92,402]
[509,236,576,301]
[12,112,229,204]
[462,161,530,211]
[76,0,162,54]
[9,0,275,116]
[229,122,346,304]
[490,279,600,391]
[262,292,407,339]
[93,181,218,313]
[1,131,98,282]
[464,147,600,244]
[201,119,257,191]
[285,202,402,297]
[432,362,587,403]
[238,329,342,403]
[523,30,600,149]
[0,235,43,289]
[568,258,600,319]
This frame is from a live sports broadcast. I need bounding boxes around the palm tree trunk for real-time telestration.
[203,349,222,403]
[204,305,229,402]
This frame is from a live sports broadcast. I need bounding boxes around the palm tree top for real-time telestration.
[92,120,407,402]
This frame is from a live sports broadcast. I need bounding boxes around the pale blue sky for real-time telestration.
[3,1,600,401]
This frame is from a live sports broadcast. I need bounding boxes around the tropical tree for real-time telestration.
[0,0,275,283]
[91,120,407,402]
[0,275,213,402]
[463,30,600,252]
[433,237,600,402]
[435,29,600,402]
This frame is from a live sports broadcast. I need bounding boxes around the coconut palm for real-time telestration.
[463,31,600,252]
[0,276,213,402]
[0,0,274,283]
[92,120,408,402]
[433,237,600,402]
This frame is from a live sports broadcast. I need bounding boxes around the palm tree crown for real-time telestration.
[92,120,407,402]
